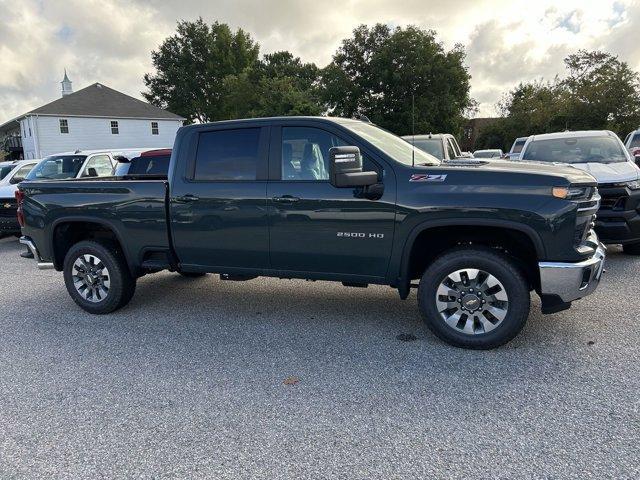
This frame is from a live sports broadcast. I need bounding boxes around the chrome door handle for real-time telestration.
[272,196,300,203]
[174,194,200,203]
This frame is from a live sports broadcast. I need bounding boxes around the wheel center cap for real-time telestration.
[461,294,481,312]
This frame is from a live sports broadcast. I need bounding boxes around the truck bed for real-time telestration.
[19,177,170,271]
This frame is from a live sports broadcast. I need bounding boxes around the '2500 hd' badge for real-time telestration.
[410,174,447,182]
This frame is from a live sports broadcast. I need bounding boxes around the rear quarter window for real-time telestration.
[194,128,260,181]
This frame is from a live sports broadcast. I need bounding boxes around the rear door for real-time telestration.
[267,122,396,279]
[170,124,270,271]
[80,154,115,177]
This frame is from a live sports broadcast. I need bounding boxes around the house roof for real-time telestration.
[28,83,184,120]
[0,83,184,134]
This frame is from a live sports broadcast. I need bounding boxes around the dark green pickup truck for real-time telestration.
[17,117,606,349]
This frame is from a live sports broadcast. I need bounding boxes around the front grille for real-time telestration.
[598,183,630,211]
[600,195,626,210]
[0,200,17,218]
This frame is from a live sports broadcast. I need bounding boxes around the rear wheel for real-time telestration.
[63,240,136,314]
[418,247,530,349]
[622,242,640,255]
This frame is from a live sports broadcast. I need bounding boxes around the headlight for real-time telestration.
[552,186,593,200]
[626,180,640,190]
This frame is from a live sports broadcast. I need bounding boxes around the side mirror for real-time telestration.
[10,176,24,185]
[87,167,98,177]
[329,146,377,188]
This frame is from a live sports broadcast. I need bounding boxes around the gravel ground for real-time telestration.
[0,235,638,479]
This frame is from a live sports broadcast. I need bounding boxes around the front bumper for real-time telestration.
[539,239,606,304]
[19,236,54,270]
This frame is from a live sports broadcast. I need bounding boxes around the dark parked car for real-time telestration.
[114,149,172,176]
[18,117,604,349]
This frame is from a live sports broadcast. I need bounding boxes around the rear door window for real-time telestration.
[82,155,114,177]
[194,128,260,181]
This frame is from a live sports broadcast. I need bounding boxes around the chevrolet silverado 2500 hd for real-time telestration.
[17,117,606,349]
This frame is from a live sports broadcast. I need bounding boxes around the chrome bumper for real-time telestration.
[539,242,606,303]
[19,236,54,270]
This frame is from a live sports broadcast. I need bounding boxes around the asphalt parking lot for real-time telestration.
[0,235,638,479]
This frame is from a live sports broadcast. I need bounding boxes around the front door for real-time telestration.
[267,125,396,279]
[170,125,270,271]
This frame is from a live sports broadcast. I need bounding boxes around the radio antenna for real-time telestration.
[412,92,416,167]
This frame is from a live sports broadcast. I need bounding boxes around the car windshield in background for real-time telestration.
[26,155,87,180]
[474,151,500,158]
[522,136,628,164]
[629,133,640,149]
[127,155,171,175]
[0,164,14,180]
[411,139,444,159]
[342,122,440,166]
[512,140,526,154]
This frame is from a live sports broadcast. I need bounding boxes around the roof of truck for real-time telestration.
[526,130,617,142]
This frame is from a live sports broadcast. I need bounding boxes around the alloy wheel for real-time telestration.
[72,254,111,303]
[435,268,509,335]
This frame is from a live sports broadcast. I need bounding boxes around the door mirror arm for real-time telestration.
[355,182,384,200]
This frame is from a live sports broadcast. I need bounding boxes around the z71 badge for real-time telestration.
[410,174,447,182]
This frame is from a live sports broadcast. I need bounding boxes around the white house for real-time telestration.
[0,73,185,159]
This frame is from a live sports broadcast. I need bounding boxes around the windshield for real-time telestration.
[522,136,628,164]
[630,133,640,149]
[511,139,526,154]
[26,155,87,180]
[342,122,440,166]
[128,155,171,175]
[0,164,14,180]
[411,139,444,160]
[474,151,500,158]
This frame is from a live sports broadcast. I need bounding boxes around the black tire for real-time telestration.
[178,272,207,278]
[417,246,530,349]
[622,242,640,255]
[63,240,136,314]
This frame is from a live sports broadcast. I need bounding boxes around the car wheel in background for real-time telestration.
[622,242,640,255]
[177,272,208,278]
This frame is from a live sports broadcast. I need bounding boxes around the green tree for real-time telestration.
[220,51,322,118]
[491,49,640,144]
[143,18,259,123]
[321,24,474,135]
[562,50,640,136]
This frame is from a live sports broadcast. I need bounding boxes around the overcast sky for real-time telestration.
[0,0,637,122]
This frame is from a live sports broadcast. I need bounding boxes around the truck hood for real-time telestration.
[443,159,597,185]
[0,183,18,199]
[565,161,640,184]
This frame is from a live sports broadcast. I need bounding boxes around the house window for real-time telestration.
[110,121,119,135]
[59,119,69,134]
[151,122,159,135]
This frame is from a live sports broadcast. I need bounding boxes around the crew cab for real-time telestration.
[18,117,605,349]
[520,130,640,254]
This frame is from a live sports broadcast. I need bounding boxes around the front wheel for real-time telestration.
[63,240,136,314]
[418,247,530,349]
